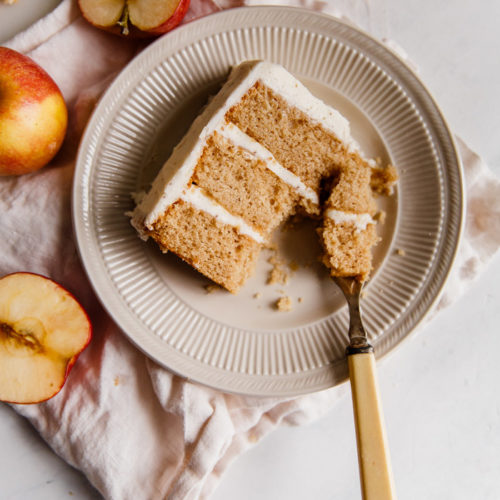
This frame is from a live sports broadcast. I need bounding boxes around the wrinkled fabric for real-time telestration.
[2,1,499,499]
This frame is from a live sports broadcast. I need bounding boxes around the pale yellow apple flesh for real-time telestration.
[0,273,91,404]
[128,0,181,30]
[78,0,125,27]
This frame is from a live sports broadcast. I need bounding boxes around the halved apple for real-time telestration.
[0,273,92,404]
[78,0,191,37]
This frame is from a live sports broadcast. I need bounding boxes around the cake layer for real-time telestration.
[320,218,379,280]
[326,157,377,215]
[192,131,298,235]
[149,199,261,293]
[226,82,354,193]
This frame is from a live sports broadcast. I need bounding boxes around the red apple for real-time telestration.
[78,0,191,37]
[0,47,68,176]
[0,273,92,404]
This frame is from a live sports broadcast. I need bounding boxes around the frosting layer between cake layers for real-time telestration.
[179,184,265,244]
[325,209,374,233]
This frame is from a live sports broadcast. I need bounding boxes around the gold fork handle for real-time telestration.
[348,351,396,500]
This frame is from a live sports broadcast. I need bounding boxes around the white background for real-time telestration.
[1,0,499,499]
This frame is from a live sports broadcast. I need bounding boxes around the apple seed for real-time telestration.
[0,320,44,355]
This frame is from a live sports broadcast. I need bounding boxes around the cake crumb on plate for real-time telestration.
[267,252,290,285]
[276,296,293,311]
[374,210,386,224]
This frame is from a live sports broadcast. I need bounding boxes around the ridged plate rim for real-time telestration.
[73,6,464,396]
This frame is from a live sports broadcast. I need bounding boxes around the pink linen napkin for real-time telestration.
[2,1,500,499]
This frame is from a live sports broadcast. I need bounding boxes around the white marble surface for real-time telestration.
[1,0,499,499]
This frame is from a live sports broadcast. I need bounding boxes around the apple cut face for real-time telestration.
[78,0,125,28]
[0,273,92,404]
[78,0,190,36]
[128,0,184,31]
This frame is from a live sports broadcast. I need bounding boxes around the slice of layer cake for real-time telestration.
[130,60,395,292]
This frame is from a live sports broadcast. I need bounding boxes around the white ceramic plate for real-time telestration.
[73,6,463,396]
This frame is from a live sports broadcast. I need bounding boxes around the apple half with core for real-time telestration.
[79,0,191,37]
[0,273,92,404]
[0,47,68,176]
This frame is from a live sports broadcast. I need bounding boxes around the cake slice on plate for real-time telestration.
[130,60,396,292]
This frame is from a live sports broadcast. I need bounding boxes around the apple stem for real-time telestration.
[0,322,43,352]
[117,5,130,36]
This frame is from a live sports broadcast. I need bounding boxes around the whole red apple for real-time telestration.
[0,47,68,176]
[0,273,92,404]
[78,0,190,37]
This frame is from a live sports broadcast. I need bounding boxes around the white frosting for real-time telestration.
[131,60,362,235]
[216,122,319,205]
[181,185,265,243]
[325,209,374,233]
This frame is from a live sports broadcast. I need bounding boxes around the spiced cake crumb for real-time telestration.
[374,210,386,224]
[204,283,222,294]
[267,252,290,285]
[276,296,293,312]
[370,164,398,196]
[268,265,290,285]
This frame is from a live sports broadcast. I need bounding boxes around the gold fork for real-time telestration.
[334,276,396,500]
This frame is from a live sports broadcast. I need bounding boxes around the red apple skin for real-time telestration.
[78,0,190,38]
[0,272,92,404]
[0,47,68,176]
